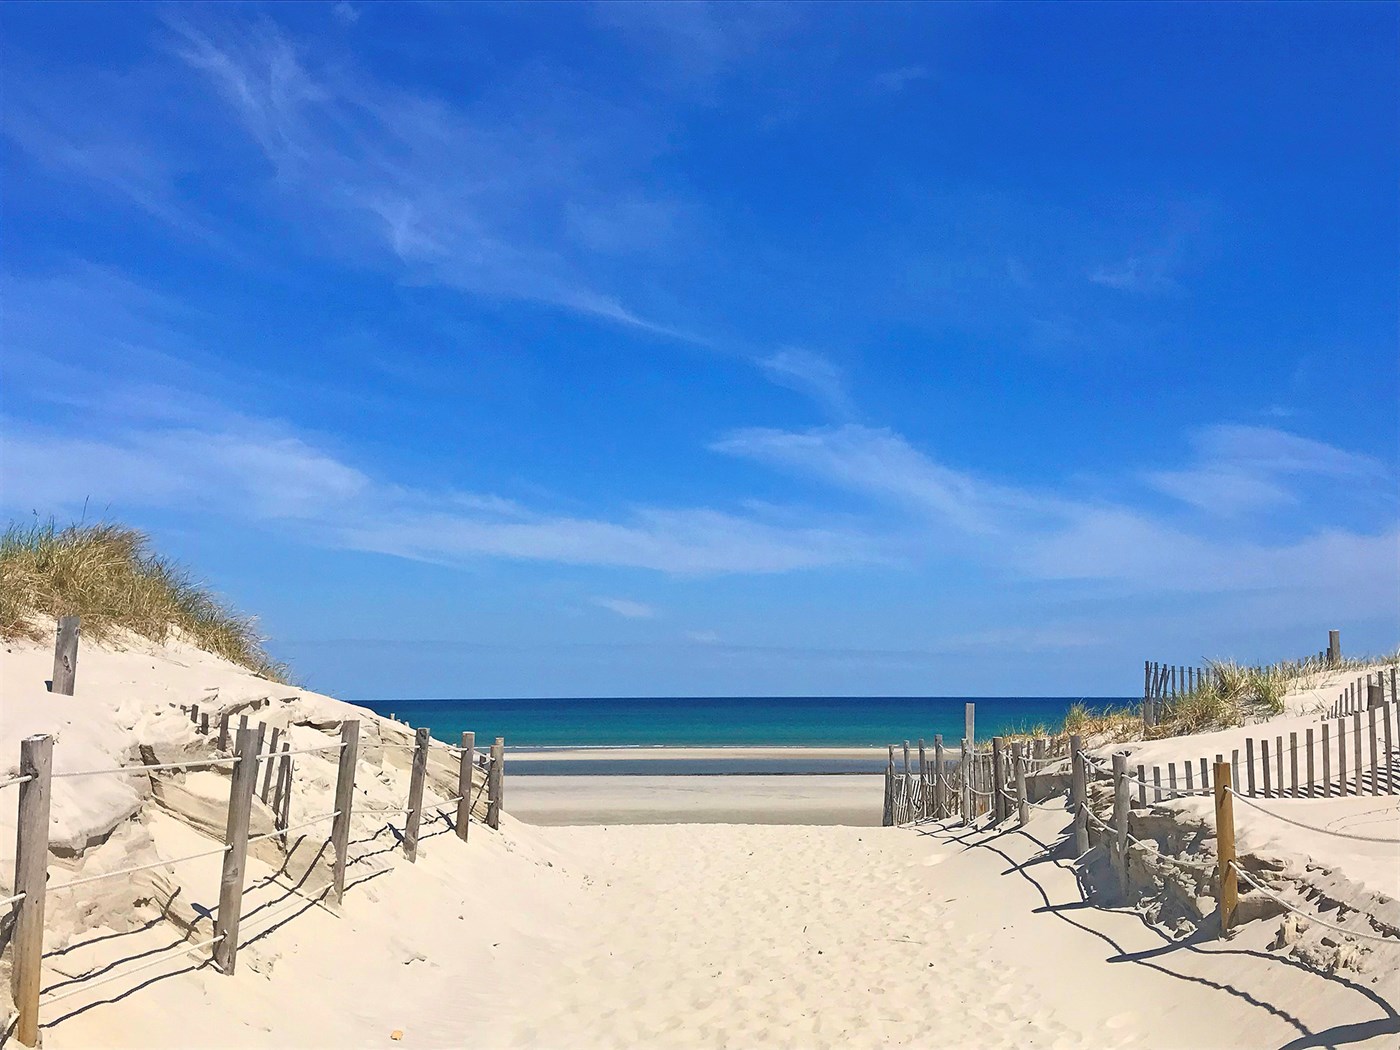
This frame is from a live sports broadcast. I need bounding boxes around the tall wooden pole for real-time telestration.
[330,719,359,904]
[11,735,54,1047]
[1070,734,1088,855]
[403,726,430,862]
[1112,753,1130,899]
[1214,761,1237,937]
[990,737,1005,823]
[960,737,971,826]
[214,726,259,974]
[1013,741,1028,827]
[932,735,945,819]
[487,737,505,830]
[456,731,475,843]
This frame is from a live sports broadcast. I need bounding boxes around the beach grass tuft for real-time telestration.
[1,519,290,682]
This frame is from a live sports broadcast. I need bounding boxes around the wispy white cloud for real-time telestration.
[1145,424,1386,516]
[156,13,697,339]
[711,421,1398,600]
[757,348,854,417]
[1,415,875,576]
[1087,254,1177,294]
[592,597,656,619]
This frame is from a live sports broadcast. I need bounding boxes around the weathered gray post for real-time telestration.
[1112,753,1130,899]
[217,711,231,752]
[200,711,210,735]
[960,737,971,826]
[456,731,476,842]
[1327,629,1340,667]
[916,738,927,820]
[274,742,292,841]
[11,735,54,1047]
[882,745,894,826]
[964,703,975,747]
[214,726,259,974]
[991,737,1005,822]
[1070,734,1088,855]
[50,615,80,696]
[330,719,359,903]
[487,736,505,829]
[403,726,430,862]
[932,735,945,818]
[260,727,281,801]
[1013,741,1028,827]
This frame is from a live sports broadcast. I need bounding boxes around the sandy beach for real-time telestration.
[3,629,1398,1048]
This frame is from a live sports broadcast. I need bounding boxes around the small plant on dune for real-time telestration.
[1,519,289,682]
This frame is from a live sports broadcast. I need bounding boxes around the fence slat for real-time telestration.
[1322,722,1332,797]
[1112,754,1130,898]
[1305,728,1315,798]
[1261,739,1271,798]
[1353,712,1363,795]
[1245,738,1256,796]
[456,731,475,843]
[1367,708,1379,796]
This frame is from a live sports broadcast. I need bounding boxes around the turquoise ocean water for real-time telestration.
[360,696,1131,773]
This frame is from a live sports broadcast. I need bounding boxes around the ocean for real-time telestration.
[359,695,1132,762]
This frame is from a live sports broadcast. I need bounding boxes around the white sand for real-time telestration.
[3,628,1397,1048]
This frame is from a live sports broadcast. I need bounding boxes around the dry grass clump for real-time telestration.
[1061,701,1140,744]
[1,520,288,682]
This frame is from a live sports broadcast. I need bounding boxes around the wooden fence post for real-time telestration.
[487,737,505,830]
[1327,629,1340,667]
[456,731,475,843]
[403,726,430,862]
[11,734,54,1047]
[960,737,971,826]
[1112,753,1130,899]
[991,737,1005,823]
[932,735,945,819]
[1013,742,1028,826]
[1305,728,1315,798]
[190,703,199,727]
[261,726,282,802]
[217,711,231,753]
[330,719,359,904]
[274,742,292,842]
[214,726,259,974]
[1070,734,1088,854]
[1214,761,1237,937]
[50,615,80,696]
[917,738,927,820]
[882,746,893,826]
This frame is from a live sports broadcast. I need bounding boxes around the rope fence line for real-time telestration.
[1229,862,1399,947]
[50,757,240,779]
[38,934,226,1009]
[2,705,508,1048]
[1224,788,1400,844]
[47,844,234,893]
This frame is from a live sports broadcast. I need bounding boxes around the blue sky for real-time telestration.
[3,2,1397,699]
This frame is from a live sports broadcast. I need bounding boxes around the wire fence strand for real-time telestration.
[48,844,232,892]
[40,934,225,1007]
[1229,862,1400,946]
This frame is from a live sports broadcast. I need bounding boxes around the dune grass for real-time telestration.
[1,520,289,682]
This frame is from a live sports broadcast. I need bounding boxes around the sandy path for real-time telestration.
[489,812,1398,1049]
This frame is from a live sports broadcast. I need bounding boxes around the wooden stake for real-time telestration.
[1245,738,1256,796]
[214,726,259,974]
[403,726,430,862]
[456,731,475,843]
[1071,734,1088,854]
[1288,732,1299,798]
[261,727,282,802]
[964,703,975,747]
[1214,761,1237,937]
[1136,763,1147,809]
[11,735,53,1047]
[1112,753,1130,899]
[1261,739,1272,798]
[275,742,292,841]
[933,735,945,819]
[960,737,971,826]
[330,720,359,903]
[1327,629,1340,666]
[1338,717,1348,795]
[1305,728,1315,798]
[991,737,1005,823]
[50,615,80,695]
[1353,711,1363,794]
[217,711,231,753]
[1322,722,1332,797]
[1014,742,1028,826]
[1367,707,1379,795]
[1384,701,1394,795]
[487,737,505,830]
